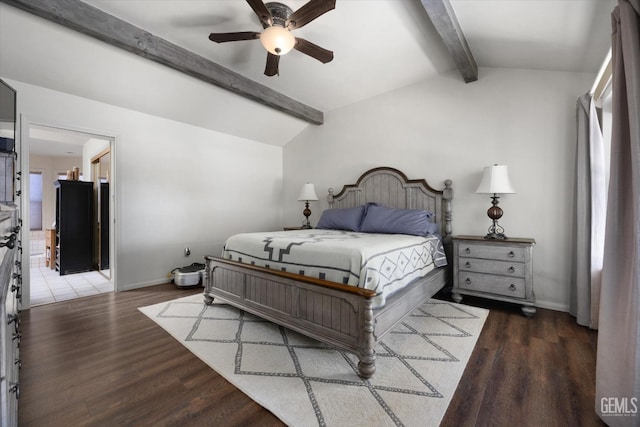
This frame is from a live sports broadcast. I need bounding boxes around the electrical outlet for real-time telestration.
[184,247,191,257]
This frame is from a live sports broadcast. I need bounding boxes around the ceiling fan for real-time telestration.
[208,0,336,76]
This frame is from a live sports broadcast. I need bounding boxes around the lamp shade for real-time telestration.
[298,183,319,201]
[260,26,296,55]
[475,165,516,194]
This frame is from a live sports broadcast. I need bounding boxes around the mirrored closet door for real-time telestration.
[91,149,110,278]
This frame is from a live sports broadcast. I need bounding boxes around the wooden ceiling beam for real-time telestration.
[0,0,324,124]
[420,0,478,83]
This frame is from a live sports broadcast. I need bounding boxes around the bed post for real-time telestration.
[327,188,335,208]
[358,298,376,379]
[203,257,214,305]
[443,179,453,244]
[442,179,454,283]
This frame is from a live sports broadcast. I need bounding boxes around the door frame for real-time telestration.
[20,115,118,309]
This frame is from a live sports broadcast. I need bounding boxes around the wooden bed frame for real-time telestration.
[203,167,453,378]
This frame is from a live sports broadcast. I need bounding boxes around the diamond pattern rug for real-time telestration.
[139,294,488,426]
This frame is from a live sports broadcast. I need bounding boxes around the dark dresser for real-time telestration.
[54,180,94,275]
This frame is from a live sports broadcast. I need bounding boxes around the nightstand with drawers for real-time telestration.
[452,235,536,317]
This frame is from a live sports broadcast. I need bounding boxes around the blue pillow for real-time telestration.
[359,205,437,236]
[362,202,384,217]
[316,206,365,232]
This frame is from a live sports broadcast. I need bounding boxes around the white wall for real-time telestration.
[283,67,593,311]
[10,79,283,296]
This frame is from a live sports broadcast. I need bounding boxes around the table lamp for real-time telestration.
[298,183,319,229]
[475,164,516,239]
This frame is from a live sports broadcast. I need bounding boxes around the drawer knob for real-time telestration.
[7,313,20,328]
[508,251,515,258]
[508,266,515,273]
[0,234,15,249]
[8,313,19,323]
[9,382,19,399]
[465,247,471,254]
[509,284,517,291]
[465,262,471,268]
[465,278,472,285]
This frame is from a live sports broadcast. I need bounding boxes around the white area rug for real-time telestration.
[139,294,488,427]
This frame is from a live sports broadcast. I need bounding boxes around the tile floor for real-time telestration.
[29,230,114,307]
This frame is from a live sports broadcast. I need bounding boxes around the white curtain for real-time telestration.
[570,94,606,329]
[596,0,640,425]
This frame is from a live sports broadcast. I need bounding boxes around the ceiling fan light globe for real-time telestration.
[260,26,295,55]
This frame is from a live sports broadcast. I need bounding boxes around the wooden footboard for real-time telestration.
[203,256,448,378]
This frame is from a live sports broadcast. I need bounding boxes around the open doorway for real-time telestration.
[26,123,115,307]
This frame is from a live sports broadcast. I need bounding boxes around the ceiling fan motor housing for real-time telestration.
[264,2,293,29]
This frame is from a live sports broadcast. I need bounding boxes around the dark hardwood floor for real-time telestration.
[19,284,605,426]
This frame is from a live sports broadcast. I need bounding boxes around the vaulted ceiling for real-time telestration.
[0,0,615,147]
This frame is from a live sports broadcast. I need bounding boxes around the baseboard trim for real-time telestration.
[535,300,569,313]
[120,278,171,291]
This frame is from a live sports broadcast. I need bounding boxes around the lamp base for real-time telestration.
[484,231,507,240]
[484,194,507,239]
[484,222,507,239]
[301,201,312,229]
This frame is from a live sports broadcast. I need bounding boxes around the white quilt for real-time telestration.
[222,229,447,307]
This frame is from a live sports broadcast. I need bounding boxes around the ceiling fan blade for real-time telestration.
[294,37,333,63]
[264,53,280,76]
[287,0,336,29]
[246,0,273,27]
[208,31,261,43]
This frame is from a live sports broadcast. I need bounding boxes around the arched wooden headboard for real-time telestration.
[327,167,453,242]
